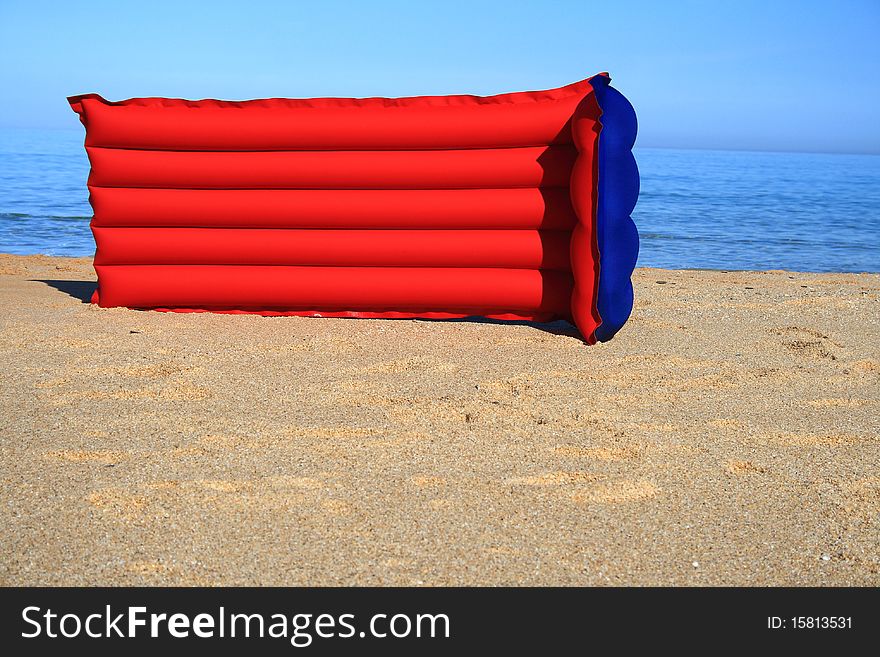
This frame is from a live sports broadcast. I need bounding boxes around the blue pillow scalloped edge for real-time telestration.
[588,76,640,342]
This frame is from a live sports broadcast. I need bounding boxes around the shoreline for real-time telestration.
[1,253,878,586]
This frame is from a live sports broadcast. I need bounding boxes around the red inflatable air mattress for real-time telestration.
[69,73,639,343]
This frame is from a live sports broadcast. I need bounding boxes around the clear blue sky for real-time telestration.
[1,0,878,153]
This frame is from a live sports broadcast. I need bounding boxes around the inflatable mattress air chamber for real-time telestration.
[68,73,639,343]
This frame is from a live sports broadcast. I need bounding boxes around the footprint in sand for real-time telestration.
[44,449,129,465]
[758,431,864,447]
[553,445,641,461]
[361,358,460,375]
[34,378,68,389]
[709,418,746,429]
[770,326,828,339]
[477,376,537,400]
[770,326,839,360]
[126,363,189,377]
[828,359,880,384]
[87,476,330,520]
[285,426,380,443]
[807,398,873,408]
[571,480,658,504]
[726,460,767,474]
[86,489,150,521]
[506,472,658,505]
[51,384,212,404]
[850,359,879,374]
[506,471,600,486]
[784,339,837,360]
[321,499,353,516]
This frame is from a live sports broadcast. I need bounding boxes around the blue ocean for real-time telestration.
[1,128,878,272]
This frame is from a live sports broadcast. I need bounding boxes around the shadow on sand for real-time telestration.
[30,280,582,339]
[34,279,96,303]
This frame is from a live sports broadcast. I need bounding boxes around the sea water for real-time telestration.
[1,129,878,272]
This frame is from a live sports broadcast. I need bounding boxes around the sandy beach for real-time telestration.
[0,253,877,586]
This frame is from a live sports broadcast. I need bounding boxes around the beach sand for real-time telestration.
[0,253,877,586]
